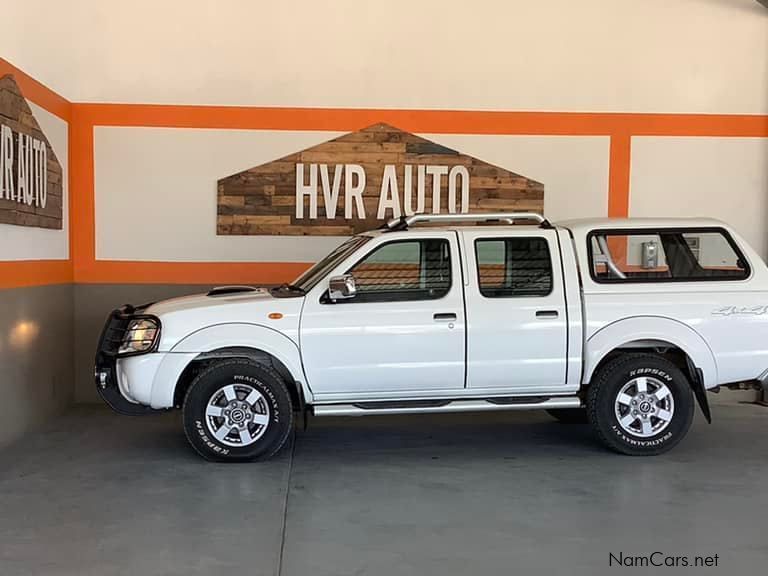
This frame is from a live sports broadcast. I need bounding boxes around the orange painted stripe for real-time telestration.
[75,103,768,137]
[607,133,632,264]
[69,107,95,278]
[0,260,72,289]
[0,58,71,121]
[77,104,621,134]
[65,102,768,285]
[608,133,632,218]
[75,261,311,285]
[627,114,768,137]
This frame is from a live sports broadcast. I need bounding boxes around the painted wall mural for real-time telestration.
[217,123,544,236]
[0,74,63,229]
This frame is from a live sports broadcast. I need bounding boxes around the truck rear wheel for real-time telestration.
[182,359,293,462]
[586,354,694,456]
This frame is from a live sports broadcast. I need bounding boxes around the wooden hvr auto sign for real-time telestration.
[217,123,543,236]
[0,74,63,229]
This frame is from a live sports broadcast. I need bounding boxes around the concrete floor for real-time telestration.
[0,403,766,576]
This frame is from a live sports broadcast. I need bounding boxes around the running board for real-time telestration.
[312,396,581,417]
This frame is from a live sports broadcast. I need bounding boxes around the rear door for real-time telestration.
[463,228,568,391]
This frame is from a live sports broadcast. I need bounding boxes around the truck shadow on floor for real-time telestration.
[293,411,606,464]
[6,404,732,471]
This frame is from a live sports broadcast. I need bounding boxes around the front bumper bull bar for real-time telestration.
[95,305,163,416]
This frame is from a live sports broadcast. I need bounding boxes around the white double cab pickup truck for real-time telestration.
[95,213,768,461]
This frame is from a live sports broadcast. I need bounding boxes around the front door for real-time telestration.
[463,229,568,391]
[300,232,466,398]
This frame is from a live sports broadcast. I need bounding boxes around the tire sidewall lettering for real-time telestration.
[232,374,281,424]
[610,423,673,447]
[194,420,230,455]
[628,367,672,382]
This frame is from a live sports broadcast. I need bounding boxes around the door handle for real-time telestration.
[535,310,559,319]
[433,312,457,322]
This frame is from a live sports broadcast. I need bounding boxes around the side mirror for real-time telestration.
[328,274,357,301]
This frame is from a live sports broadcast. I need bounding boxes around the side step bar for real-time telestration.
[313,396,581,417]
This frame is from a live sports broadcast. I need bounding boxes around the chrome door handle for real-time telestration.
[433,312,457,322]
[535,310,559,319]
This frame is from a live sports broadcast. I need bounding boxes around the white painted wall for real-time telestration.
[94,127,345,262]
[94,128,609,261]
[423,135,610,222]
[2,0,766,113]
[630,137,768,260]
[3,0,766,267]
[0,101,69,261]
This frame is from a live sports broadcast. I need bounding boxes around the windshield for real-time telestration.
[291,235,372,292]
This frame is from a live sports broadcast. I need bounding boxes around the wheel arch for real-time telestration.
[583,316,718,389]
[172,347,305,411]
[151,323,311,409]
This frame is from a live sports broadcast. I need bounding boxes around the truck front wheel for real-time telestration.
[182,358,293,462]
[586,354,694,456]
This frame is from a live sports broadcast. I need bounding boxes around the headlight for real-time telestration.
[118,318,160,355]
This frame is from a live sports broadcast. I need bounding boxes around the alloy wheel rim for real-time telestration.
[205,383,270,447]
[614,376,675,438]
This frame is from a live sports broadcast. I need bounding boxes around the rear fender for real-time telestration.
[584,316,718,389]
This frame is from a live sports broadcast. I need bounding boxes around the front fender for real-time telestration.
[584,316,718,388]
[149,323,309,408]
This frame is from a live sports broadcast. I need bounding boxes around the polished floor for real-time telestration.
[1,400,766,576]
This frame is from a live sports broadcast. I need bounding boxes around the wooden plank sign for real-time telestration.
[217,123,544,236]
[0,74,63,229]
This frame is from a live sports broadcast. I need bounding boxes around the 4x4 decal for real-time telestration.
[712,305,768,316]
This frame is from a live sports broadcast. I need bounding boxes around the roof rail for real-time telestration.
[385,212,552,231]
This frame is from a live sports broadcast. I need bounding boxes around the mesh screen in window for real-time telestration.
[475,237,553,297]
[348,239,452,301]
[589,229,749,282]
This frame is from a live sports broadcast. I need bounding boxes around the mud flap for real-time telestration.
[295,380,309,431]
[686,358,712,424]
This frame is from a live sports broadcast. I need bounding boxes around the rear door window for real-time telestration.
[475,237,553,297]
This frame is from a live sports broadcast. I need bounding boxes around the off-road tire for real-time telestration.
[587,353,694,456]
[546,408,589,424]
[182,358,293,462]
